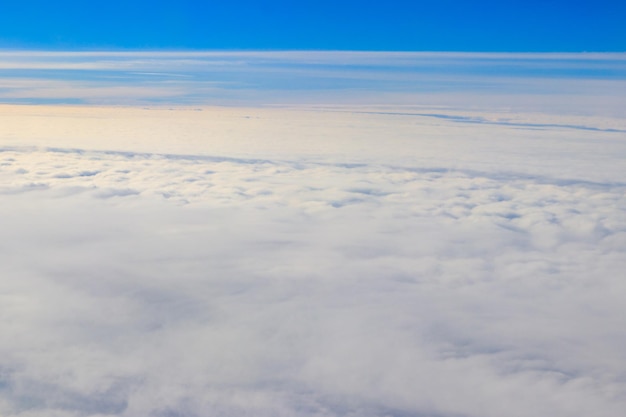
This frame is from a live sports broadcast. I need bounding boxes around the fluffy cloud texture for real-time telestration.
[1,105,625,416]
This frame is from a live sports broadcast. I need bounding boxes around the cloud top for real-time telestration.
[1,104,626,416]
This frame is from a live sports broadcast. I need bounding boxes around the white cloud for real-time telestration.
[0,105,625,416]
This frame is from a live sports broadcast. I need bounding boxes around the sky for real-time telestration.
[1,2,626,417]
[0,0,625,51]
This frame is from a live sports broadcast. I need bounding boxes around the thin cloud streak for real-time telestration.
[0,51,625,114]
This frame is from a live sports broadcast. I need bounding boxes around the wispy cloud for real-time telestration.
[1,51,625,113]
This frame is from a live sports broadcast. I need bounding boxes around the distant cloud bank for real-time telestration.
[0,51,625,115]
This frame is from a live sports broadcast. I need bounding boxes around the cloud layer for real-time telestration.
[1,51,625,115]
[1,105,626,416]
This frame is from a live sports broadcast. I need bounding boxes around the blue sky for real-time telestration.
[0,0,624,51]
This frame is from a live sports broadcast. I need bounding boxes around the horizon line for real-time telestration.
[1,49,625,56]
